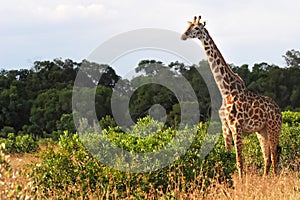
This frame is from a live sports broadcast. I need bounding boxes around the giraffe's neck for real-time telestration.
[199,29,246,98]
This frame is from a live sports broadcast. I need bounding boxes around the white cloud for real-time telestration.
[34,3,106,23]
[0,1,112,26]
[0,0,300,69]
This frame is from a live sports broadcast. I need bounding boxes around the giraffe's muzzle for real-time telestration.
[181,34,188,40]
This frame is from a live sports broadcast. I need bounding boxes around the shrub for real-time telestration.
[242,133,263,169]
[242,115,300,172]
[282,111,300,125]
[99,115,117,130]
[279,124,300,171]
[29,132,107,198]
[0,133,39,154]
[37,137,56,147]
[27,114,300,197]
[29,118,236,198]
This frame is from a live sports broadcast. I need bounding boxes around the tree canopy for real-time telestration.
[0,49,300,138]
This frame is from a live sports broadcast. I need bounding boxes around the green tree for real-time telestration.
[78,60,120,88]
[232,64,251,85]
[0,126,15,138]
[30,89,63,135]
[283,49,300,67]
[56,113,76,134]
[135,60,164,76]
[0,84,30,131]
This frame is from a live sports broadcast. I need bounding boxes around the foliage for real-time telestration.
[30,89,65,133]
[28,118,236,198]
[99,115,117,130]
[283,49,300,67]
[242,123,300,172]
[282,110,300,125]
[27,116,300,198]
[1,51,300,136]
[0,133,39,154]
[242,133,263,168]
[0,59,116,137]
[56,113,76,134]
[0,126,15,138]
[37,137,56,147]
[279,124,300,171]
[29,132,103,198]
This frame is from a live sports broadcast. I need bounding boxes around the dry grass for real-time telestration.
[0,151,40,199]
[9,153,40,171]
[1,151,300,199]
[205,170,300,200]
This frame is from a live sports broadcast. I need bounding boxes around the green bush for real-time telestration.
[37,137,56,147]
[282,111,300,125]
[242,114,300,172]
[27,114,300,198]
[99,115,117,130]
[29,118,236,198]
[279,124,300,171]
[30,132,104,198]
[242,133,263,169]
[0,133,39,154]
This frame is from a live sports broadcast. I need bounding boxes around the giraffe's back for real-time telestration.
[230,92,282,134]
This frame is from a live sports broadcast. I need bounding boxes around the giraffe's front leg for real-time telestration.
[219,107,232,151]
[230,125,244,178]
[222,122,233,151]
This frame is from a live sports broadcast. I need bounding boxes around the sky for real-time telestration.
[1,0,300,75]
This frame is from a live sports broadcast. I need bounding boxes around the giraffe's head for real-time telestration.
[181,16,206,40]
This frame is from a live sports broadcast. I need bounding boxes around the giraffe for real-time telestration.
[181,16,282,178]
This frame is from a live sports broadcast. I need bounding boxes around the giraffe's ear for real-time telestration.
[203,21,207,27]
[187,21,193,25]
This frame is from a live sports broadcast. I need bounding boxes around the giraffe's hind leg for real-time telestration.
[269,130,280,175]
[256,129,271,176]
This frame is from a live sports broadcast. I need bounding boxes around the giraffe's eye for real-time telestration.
[194,27,200,30]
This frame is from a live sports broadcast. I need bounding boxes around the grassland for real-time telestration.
[1,149,300,199]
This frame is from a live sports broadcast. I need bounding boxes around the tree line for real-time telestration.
[0,50,299,139]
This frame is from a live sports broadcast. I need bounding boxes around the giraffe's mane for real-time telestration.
[203,28,246,87]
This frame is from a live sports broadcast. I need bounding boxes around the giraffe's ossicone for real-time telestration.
[181,16,282,178]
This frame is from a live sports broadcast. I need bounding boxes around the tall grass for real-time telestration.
[1,149,299,199]
[206,170,300,200]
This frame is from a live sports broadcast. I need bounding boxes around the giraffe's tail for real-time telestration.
[276,145,282,164]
